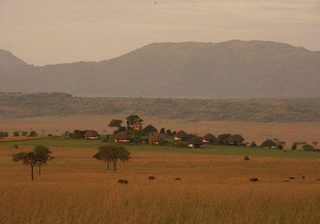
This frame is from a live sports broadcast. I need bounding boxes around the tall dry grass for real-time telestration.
[0,147,320,224]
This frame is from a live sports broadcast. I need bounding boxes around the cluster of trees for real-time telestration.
[0,131,9,138]
[13,145,130,181]
[1,92,320,122]
[93,146,130,171]
[291,141,319,152]
[64,130,99,139]
[0,130,38,138]
[12,145,54,181]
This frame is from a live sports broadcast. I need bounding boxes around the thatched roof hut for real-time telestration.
[84,130,99,140]
[114,132,130,143]
[202,133,217,143]
[187,137,202,148]
[174,130,189,141]
[261,139,277,148]
[148,134,164,145]
[228,134,245,145]
[143,125,158,134]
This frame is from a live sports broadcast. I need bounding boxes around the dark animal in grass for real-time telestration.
[316,178,320,181]
[302,176,306,180]
[175,177,181,181]
[118,179,128,184]
[288,177,295,180]
[244,156,250,161]
[148,176,155,180]
[249,178,259,182]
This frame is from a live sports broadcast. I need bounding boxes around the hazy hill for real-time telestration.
[1,40,320,98]
[0,92,319,122]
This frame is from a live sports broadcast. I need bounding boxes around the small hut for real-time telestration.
[187,137,202,148]
[174,130,189,141]
[261,139,277,149]
[202,133,217,144]
[114,132,130,143]
[84,130,99,140]
[148,134,164,145]
[228,134,245,146]
[143,125,158,134]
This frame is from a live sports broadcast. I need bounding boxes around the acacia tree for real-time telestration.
[12,145,54,180]
[33,145,54,175]
[93,146,130,172]
[13,152,38,181]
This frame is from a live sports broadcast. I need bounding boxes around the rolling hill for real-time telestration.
[0,92,319,122]
[1,40,320,98]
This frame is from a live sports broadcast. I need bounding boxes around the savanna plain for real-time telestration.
[1,138,320,224]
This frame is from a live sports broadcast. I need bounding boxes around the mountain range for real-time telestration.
[1,40,320,98]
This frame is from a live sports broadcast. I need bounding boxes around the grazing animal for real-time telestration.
[244,156,250,161]
[118,179,128,184]
[250,178,259,182]
[175,177,181,181]
[302,176,306,180]
[288,177,295,180]
[148,176,155,180]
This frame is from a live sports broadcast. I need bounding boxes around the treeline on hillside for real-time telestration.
[0,92,320,122]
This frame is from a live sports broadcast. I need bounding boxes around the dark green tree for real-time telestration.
[71,130,85,139]
[93,146,130,172]
[29,130,38,137]
[33,145,54,175]
[302,144,314,151]
[126,115,143,129]
[218,134,231,145]
[160,128,165,134]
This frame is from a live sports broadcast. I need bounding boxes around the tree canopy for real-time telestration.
[93,145,130,172]
[12,145,54,180]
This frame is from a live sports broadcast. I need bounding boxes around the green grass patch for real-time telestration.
[1,137,320,159]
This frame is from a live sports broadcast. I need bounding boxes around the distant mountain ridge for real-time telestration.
[1,40,320,98]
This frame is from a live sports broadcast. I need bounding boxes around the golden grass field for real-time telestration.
[1,115,320,147]
[1,144,320,224]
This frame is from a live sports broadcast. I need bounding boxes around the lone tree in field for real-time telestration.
[12,145,54,181]
[33,145,54,175]
[93,145,130,172]
[12,152,38,181]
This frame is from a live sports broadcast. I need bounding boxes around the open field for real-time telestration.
[1,115,320,147]
[1,139,320,223]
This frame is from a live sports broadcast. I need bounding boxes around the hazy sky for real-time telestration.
[0,0,319,65]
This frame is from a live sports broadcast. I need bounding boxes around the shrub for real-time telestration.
[218,134,231,145]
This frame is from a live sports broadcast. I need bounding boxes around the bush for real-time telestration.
[70,130,85,139]
[291,143,297,150]
[0,131,9,138]
[250,142,257,147]
[218,134,231,145]
[302,144,314,151]
[29,130,38,137]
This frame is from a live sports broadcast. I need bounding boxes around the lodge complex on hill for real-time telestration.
[66,115,318,151]
[1,114,318,151]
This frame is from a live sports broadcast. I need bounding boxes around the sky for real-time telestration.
[0,0,319,65]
